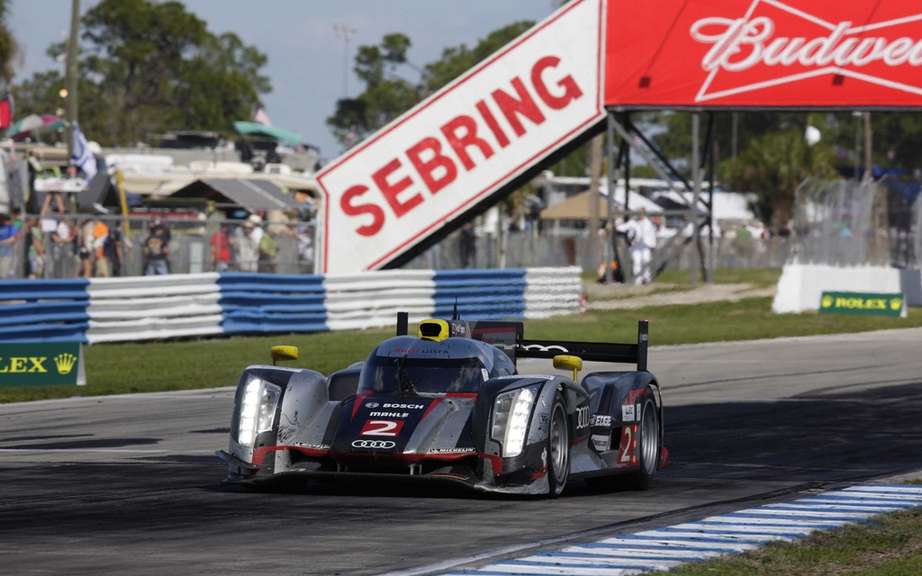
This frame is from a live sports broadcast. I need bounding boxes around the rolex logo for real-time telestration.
[54,353,78,375]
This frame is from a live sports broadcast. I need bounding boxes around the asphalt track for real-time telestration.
[1,328,921,575]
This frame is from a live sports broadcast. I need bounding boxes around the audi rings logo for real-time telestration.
[519,344,569,353]
[352,440,396,449]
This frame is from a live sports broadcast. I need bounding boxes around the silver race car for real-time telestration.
[217,313,667,496]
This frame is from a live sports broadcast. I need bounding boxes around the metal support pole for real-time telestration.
[691,113,702,287]
[587,134,603,274]
[605,114,619,284]
[65,0,81,161]
[863,112,873,182]
[707,113,717,282]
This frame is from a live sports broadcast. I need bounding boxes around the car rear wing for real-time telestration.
[395,312,649,371]
[516,320,649,371]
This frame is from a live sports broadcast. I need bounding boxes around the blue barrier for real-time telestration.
[0,279,90,343]
[0,267,581,343]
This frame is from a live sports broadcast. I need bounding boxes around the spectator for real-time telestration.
[459,222,476,268]
[258,227,278,273]
[104,223,124,277]
[0,213,18,278]
[51,219,76,278]
[234,220,260,272]
[26,217,45,279]
[617,208,657,285]
[143,224,170,275]
[210,224,233,272]
[92,216,110,277]
[78,219,95,278]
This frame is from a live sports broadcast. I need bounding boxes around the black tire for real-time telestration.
[546,397,570,497]
[622,397,659,490]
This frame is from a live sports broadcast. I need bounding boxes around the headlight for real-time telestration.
[491,387,535,458]
[237,377,281,448]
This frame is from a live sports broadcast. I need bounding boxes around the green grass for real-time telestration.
[2,296,920,403]
[649,508,922,576]
[655,267,782,288]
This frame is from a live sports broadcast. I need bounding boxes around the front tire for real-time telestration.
[546,397,570,497]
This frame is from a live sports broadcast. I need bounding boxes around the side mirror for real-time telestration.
[271,345,299,365]
[553,354,583,382]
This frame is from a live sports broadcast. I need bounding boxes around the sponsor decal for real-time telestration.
[576,406,590,429]
[361,419,406,437]
[621,404,636,423]
[591,414,612,427]
[606,0,922,108]
[426,447,477,454]
[383,403,425,410]
[352,439,397,449]
[820,291,904,317]
[518,344,569,353]
[368,411,410,418]
[0,343,85,387]
[591,433,611,452]
[365,402,381,408]
[690,2,922,103]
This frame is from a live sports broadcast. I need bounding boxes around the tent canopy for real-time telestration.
[172,178,300,211]
[233,121,303,147]
[541,189,662,220]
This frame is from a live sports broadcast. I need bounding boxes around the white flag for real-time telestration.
[71,124,97,179]
[253,108,272,126]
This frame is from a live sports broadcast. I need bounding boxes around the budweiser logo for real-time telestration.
[688,0,922,102]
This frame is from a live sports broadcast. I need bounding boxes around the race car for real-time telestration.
[217,313,667,496]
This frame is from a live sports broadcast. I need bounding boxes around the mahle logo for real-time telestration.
[54,353,78,375]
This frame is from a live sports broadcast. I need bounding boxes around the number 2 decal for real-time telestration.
[619,424,638,464]
[361,419,405,437]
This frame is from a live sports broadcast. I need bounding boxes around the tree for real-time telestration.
[723,119,837,228]
[12,0,270,145]
[327,23,535,149]
[0,0,16,86]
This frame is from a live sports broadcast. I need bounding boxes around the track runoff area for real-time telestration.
[439,485,922,576]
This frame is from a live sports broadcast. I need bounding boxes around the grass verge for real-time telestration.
[649,508,922,576]
[2,296,920,403]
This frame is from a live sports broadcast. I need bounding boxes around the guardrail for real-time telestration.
[0,267,583,343]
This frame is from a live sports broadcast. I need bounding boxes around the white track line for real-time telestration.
[440,484,922,576]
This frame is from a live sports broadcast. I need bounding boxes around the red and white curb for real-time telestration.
[442,484,922,575]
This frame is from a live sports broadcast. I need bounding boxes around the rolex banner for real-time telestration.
[0,343,86,387]
[819,291,905,318]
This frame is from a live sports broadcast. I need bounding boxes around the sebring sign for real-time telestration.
[317,0,604,273]
[606,0,922,108]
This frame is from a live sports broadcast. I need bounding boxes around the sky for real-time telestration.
[9,0,556,162]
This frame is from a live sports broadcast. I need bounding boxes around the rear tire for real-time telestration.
[622,397,659,490]
[546,397,569,497]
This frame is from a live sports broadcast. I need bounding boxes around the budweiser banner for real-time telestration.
[605,0,922,108]
[317,0,604,273]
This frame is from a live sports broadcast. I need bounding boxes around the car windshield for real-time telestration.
[358,356,486,395]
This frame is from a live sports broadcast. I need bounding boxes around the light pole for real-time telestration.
[333,23,357,98]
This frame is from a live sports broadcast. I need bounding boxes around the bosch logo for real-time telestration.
[383,403,425,410]
[352,440,396,449]
[365,402,380,408]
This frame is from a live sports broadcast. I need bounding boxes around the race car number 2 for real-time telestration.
[361,419,405,437]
